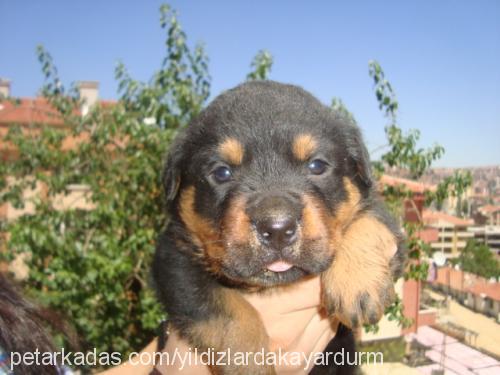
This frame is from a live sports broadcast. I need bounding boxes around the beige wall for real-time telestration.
[2,177,45,220]
[1,178,94,221]
[429,223,474,257]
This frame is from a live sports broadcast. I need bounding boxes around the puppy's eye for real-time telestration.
[213,166,233,183]
[308,159,328,175]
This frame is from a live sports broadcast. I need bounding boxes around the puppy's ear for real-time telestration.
[344,124,373,188]
[162,134,186,209]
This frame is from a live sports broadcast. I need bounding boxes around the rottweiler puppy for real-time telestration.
[152,81,406,374]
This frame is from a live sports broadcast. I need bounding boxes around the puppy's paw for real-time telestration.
[321,214,399,328]
[322,270,396,328]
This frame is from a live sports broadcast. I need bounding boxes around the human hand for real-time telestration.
[155,276,334,375]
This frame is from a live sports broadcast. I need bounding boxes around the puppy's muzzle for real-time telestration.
[246,193,302,251]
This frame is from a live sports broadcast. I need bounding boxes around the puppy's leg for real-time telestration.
[321,202,405,328]
[187,287,274,375]
[153,233,275,375]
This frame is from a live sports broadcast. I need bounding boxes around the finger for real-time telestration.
[273,315,337,374]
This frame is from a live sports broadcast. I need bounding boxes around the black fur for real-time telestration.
[152,81,406,374]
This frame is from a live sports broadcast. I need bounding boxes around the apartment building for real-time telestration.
[423,210,474,258]
[477,204,500,226]
[468,225,500,255]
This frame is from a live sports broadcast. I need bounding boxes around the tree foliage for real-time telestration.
[362,61,472,332]
[368,61,445,180]
[331,97,356,125]
[246,50,273,81]
[0,5,209,370]
[426,170,472,214]
[115,4,210,129]
[453,240,500,279]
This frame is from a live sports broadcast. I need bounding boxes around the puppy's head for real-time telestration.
[164,81,373,287]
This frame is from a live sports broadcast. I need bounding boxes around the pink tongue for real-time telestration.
[266,260,293,272]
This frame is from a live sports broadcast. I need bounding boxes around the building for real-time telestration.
[468,225,500,255]
[0,79,111,221]
[422,210,474,259]
[378,174,436,223]
[430,266,500,322]
[477,204,500,226]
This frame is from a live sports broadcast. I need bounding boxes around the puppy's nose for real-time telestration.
[256,216,297,249]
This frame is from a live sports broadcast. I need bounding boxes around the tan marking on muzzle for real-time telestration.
[302,194,328,240]
[179,186,225,263]
[326,177,363,253]
[222,195,253,246]
[334,177,362,228]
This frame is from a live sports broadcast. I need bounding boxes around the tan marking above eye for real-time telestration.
[292,133,317,161]
[218,138,244,165]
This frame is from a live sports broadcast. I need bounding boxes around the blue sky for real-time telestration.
[1,0,499,167]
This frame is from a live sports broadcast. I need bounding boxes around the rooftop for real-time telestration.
[478,205,500,215]
[379,175,436,194]
[0,97,116,126]
[423,209,474,227]
[0,97,66,126]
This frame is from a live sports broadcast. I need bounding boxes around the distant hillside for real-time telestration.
[384,165,500,204]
